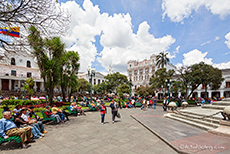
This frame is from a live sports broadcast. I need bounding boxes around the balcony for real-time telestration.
[0,72,41,79]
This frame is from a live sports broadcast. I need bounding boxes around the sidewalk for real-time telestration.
[1,108,177,154]
[131,107,230,154]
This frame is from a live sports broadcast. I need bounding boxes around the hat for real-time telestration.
[21,108,27,111]
[29,106,34,109]
[46,105,50,108]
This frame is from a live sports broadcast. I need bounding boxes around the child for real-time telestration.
[100,102,107,124]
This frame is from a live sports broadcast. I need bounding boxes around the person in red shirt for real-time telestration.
[100,102,107,124]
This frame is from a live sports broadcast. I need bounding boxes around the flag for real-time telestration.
[0,27,20,38]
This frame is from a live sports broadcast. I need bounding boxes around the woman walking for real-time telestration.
[110,99,118,124]
[100,102,107,124]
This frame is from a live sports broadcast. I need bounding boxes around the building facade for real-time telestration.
[0,52,44,95]
[127,54,157,95]
[78,72,105,85]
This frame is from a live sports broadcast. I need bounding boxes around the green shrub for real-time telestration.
[34,107,46,112]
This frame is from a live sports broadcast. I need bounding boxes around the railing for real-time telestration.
[0,72,41,79]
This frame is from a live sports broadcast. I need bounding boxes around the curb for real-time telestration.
[130,115,191,154]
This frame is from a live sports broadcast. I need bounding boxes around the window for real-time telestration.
[98,79,100,84]
[139,69,143,74]
[152,59,155,63]
[27,60,31,68]
[129,71,132,76]
[102,80,104,82]
[11,58,15,65]
[145,68,149,74]
[89,79,91,83]
[226,82,230,88]
[130,64,132,68]
[27,72,32,78]
[152,67,155,73]
[134,70,138,75]
[94,79,96,85]
[11,70,16,76]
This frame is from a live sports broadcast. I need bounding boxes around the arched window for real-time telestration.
[27,60,31,68]
[11,58,15,65]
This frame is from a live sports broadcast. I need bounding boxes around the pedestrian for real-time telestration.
[100,102,107,124]
[153,97,157,109]
[118,98,122,109]
[163,97,168,111]
[110,99,118,124]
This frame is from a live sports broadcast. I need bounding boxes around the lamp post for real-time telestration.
[129,79,132,101]
[167,79,171,102]
[87,66,96,104]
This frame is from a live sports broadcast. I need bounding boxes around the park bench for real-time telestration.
[41,111,56,122]
[87,104,97,111]
[135,102,142,107]
[66,107,78,115]
[0,136,21,148]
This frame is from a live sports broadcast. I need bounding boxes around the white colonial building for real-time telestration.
[0,52,44,94]
[78,71,105,85]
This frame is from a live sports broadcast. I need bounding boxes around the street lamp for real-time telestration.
[167,79,171,102]
[87,66,96,104]
[129,79,132,101]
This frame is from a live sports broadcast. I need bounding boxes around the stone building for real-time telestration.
[127,54,157,95]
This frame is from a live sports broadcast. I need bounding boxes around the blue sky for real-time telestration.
[59,0,230,74]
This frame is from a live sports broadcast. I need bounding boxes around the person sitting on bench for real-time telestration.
[0,111,34,149]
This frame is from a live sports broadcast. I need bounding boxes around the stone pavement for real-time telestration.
[131,107,230,154]
[1,108,177,154]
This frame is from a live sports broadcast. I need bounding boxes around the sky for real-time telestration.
[58,0,230,74]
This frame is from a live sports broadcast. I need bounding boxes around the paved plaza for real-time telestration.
[1,107,230,154]
[1,108,177,154]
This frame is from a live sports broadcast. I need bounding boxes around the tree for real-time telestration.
[28,26,64,105]
[77,78,90,94]
[60,51,80,102]
[23,77,34,100]
[149,68,175,96]
[135,86,155,96]
[93,82,107,94]
[156,52,169,68]
[179,62,224,99]
[0,0,70,54]
[116,84,130,98]
[104,72,130,93]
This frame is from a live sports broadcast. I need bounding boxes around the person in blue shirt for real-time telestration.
[0,111,34,148]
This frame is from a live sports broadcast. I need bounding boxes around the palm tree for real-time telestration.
[156,52,169,68]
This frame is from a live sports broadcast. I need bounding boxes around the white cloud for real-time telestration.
[214,36,220,41]
[98,21,175,73]
[201,40,211,46]
[162,0,230,22]
[180,49,230,69]
[225,32,230,49]
[182,49,213,66]
[60,0,176,74]
[213,61,230,69]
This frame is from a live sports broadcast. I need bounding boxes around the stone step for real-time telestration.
[175,112,220,124]
[166,114,216,131]
[212,101,230,106]
[172,113,219,128]
[201,105,226,110]
[179,108,223,120]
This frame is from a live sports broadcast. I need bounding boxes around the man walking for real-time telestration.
[163,97,168,111]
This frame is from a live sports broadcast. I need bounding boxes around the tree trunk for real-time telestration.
[61,85,66,102]
[48,76,54,105]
